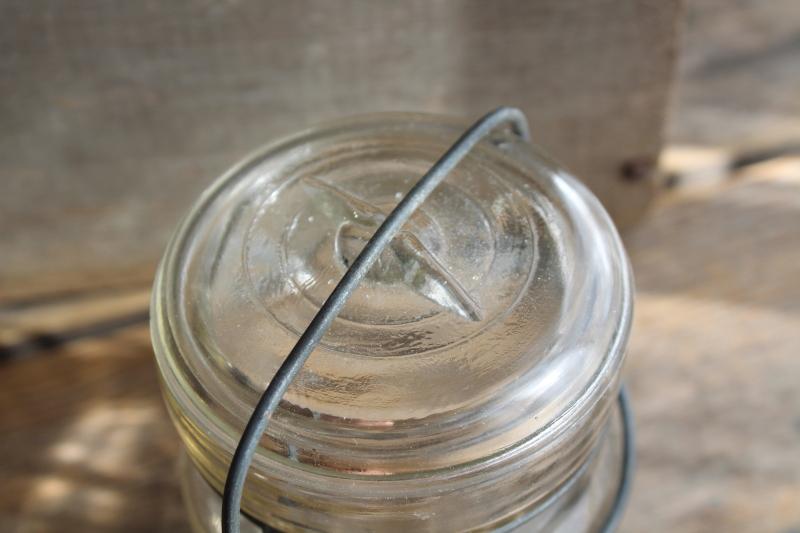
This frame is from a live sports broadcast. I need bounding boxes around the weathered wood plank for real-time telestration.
[620,157,800,533]
[0,327,188,533]
[669,0,800,149]
[0,0,680,299]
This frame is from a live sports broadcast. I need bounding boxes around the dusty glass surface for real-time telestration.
[151,113,633,531]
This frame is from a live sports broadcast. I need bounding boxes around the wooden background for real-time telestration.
[0,0,679,300]
[2,1,800,532]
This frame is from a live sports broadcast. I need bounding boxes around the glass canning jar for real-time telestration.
[150,113,634,532]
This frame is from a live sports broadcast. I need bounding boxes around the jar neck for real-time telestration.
[158,351,619,526]
[172,393,625,532]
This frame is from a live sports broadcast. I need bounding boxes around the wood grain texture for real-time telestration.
[0,0,680,300]
[0,327,187,533]
[1,158,798,532]
[669,0,800,148]
[620,159,800,533]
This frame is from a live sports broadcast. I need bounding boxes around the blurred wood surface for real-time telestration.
[622,156,800,533]
[668,0,800,149]
[1,154,798,533]
[0,0,680,300]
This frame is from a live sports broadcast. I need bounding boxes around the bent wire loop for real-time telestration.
[221,107,633,533]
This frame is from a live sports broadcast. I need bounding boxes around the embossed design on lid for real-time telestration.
[242,154,538,360]
[306,176,485,322]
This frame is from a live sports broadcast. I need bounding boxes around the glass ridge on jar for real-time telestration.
[150,113,633,532]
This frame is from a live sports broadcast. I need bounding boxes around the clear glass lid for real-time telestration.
[157,113,632,476]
